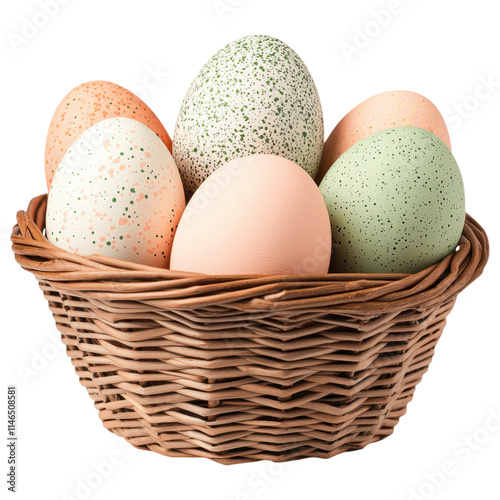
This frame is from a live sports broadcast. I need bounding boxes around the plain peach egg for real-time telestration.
[170,154,332,275]
[45,80,171,189]
[316,90,451,184]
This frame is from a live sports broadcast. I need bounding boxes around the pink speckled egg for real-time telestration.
[46,117,185,268]
[170,154,332,275]
[316,90,451,183]
[45,80,171,190]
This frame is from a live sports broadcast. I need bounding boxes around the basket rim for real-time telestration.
[11,193,489,313]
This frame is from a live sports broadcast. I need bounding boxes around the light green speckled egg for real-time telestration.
[173,34,324,198]
[319,126,466,274]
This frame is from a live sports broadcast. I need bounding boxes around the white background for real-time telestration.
[1,1,499,499]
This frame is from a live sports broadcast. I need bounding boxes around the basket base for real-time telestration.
[48,284,449,464]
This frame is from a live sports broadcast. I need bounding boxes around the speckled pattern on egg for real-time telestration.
[45,80,171,189]
[46,117,185,268]
[319,126,466,274]
[173,34,324,198]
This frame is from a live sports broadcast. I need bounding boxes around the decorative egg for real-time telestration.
[46,117,185,268]
[173,34,324,198]
[319,127,465,274]
[317,90,451,183]
[170,154,331,275]
[45,80,171,189]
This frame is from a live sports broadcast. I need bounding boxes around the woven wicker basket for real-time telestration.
[12,194,489,464]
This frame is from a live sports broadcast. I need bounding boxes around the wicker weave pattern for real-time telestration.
[12,195,489,464]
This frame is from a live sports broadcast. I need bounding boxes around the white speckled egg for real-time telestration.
[173,34,324,198]
[319,127,465,274]
[46,117,185,267]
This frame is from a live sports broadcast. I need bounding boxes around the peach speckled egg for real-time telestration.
[170,154,332,275]
[46,117,185,268]
[316,90,451,184]
[45,80,171,190]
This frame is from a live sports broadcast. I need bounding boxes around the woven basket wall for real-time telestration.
[11,194,489,464]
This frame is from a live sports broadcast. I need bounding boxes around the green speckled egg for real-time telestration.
[173,34,324,198]
[319,126,466,274]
